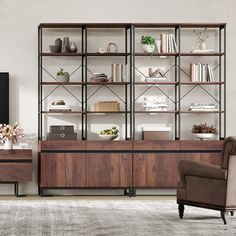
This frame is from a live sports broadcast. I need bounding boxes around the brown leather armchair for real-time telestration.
[177,137,236,224]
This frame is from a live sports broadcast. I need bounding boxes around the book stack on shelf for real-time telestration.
[188,103,219,112]
[143,96,168,111]
[160,33,177,53]
[49,100,72,112]
[190,63,214,82]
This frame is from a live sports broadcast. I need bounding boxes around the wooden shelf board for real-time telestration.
[180,52,224,56]
[135,53,177,56]
[41,111,83,114]
[87,111,129,114]
[180,111,224,114]
[87,82,130,85]
[40,53,85,56]
[180,82,224,85]
[135,82,177,85]
[135,111,177,114]
[41,82,85,85]
[86,53,130,56]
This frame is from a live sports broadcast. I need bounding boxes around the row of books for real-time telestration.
[160,33,178,53]
[190,63,214,82]
[188,103,219,112]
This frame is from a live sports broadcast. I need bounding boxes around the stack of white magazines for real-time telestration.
[49,105,71,112]
[143,96,168,111]
[189,103,219,112]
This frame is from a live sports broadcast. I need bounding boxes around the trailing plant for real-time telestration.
[141,35,156,45]
[57,68,69,76]
[191,123,218,135]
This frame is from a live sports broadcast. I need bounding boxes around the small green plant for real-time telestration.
[100,126,119,135]
[192,123,218,135]
[57,68,69,76]
[141,35,156,45]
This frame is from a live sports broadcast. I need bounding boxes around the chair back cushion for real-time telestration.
[222,136,236,169]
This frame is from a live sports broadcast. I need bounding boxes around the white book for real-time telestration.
[171,34,178,53]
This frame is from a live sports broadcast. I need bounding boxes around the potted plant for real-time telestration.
[99,126,119,141]
[192,123,218,140]
[141,35,156,53]
[0,122,24,149]
[56,68,70,82]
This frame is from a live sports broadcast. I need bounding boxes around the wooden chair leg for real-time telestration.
[230,211,234,216]
[178,204,185,219]
[220,211,231,225]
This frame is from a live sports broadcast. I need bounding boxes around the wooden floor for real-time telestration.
[0,195,176,200]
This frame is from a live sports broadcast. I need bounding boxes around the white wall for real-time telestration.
[0,0,235,194]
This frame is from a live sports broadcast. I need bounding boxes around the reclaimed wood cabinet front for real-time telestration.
[87,153,132,187]
[40,153,87,187]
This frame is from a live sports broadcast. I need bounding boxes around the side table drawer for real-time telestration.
[0,163,32,182]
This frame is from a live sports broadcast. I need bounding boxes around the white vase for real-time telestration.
[199,41,207,50]
[142,44,155,53]
[4,139,13,150]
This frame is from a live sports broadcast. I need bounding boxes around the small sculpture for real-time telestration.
[149,68,164,77]
[194,28,209,50]
[106,43,118,53]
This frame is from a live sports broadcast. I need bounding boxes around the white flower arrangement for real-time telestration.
[0,122,24,143]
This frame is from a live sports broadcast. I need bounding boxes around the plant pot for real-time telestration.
[56,74,70,82]
[4,139,13,150]
[193,133,215,140]
[142,44,155,53]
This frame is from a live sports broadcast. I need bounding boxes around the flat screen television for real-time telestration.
[0,72,9,124]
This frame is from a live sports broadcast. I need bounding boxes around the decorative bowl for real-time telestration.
[49,45,61,53]
[98,134,118,141]
[193,133,215,140]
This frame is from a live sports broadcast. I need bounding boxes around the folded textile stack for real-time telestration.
[143,96,168,111]
[90,73,108,82]
[188,103,219,112]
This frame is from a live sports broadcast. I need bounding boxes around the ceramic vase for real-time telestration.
[199,41,207,50]
[4,139,13,150]
[142,44,155,53]
[69,42,78,53]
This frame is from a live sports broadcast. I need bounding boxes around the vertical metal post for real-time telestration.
[132,25,135,140]
[40,27,43,140]
[85,27,88,140]
[125,84,128,139]
[178,26,181,140]
[14,182,19,197]
[81,27,85,140]
[174,26,178,140]
[219,27,222,139]
[224,25,226,138]
[38,26,41,140]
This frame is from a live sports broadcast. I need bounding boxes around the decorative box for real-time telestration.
[47,133,77,140]
[93,101,120,112]
[49,125,74,134]
[142,127,171,140]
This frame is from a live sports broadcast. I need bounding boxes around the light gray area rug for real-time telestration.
[0,200,235,236]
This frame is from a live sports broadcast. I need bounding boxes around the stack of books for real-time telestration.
[160,33,177,53]
[90,73,108,83]
[190,63,214,82]
[188,103,219,112]
[49,105,71,112]
[143,96,168,111]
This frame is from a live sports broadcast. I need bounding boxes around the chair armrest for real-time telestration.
[178,160,227,188]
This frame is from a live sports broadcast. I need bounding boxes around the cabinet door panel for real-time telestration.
[133,153,181,188]
[181,153,222,166]
[87,153,132,187]
[40,153,86,187]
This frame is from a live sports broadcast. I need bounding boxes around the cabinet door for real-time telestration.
[133,153,181,188]
[181,153,222,166]
[40,153,86,187]
[86,153,132,187]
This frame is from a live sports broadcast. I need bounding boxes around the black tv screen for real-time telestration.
[0,73,9,124]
